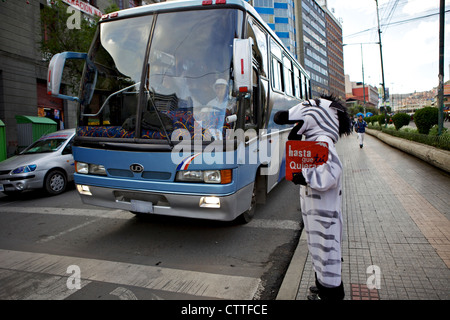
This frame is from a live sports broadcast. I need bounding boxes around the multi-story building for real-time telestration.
[254,0,342,98]
[320,2,344,100]
[345,75,379,109]
[252,0,297,56]
[296,0,328,98]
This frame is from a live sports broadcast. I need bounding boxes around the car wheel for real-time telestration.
[44,170,67,195]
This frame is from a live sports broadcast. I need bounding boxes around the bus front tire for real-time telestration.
[236,182,257,224]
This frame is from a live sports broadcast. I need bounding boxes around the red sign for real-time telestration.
[62,0,103,17]
[285,141,329,181]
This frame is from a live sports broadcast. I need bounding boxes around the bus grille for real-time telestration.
[107,169,171,181]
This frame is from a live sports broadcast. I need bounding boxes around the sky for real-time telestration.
[326,0,450,94]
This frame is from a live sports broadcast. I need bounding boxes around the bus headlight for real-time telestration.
[75,161,107,176]
[176,170,203,182]
[175,169,232,184]
[203,170,221,183]
[89,164,107,176]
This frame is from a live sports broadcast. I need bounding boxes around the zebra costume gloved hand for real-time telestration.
[274,94,352,300]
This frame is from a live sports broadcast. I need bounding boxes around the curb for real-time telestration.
[366,128,450,174]
[276,231,308,300]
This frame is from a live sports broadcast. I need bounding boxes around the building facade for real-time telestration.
[253,0,344,99]
[345,75,379,109]
[252,0,297,56]
[296,0,328,98]
[321,3,344,100]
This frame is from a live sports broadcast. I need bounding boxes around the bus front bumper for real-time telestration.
[76,183,253,222]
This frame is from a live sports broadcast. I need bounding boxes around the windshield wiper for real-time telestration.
[147,87,174,149]
[81,82,140,117]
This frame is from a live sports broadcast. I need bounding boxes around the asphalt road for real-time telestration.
[0,179,302,301]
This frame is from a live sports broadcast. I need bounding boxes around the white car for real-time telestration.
[0,129,75,196]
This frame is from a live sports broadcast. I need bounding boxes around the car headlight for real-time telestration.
[75,162,89,174]
[12,164,37,174]
[75,161,106,176]
[175,169,232,184]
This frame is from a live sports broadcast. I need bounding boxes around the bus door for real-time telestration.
[247,18,281,194]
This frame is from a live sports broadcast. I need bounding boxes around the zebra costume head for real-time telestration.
[288,94,352,143]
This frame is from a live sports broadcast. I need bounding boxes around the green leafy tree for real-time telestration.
[377,114,391,126]
[39,0,119,90]
[414,107,438,134]
[392,113,410,130]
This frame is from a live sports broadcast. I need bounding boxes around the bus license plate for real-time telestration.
[131,200,154,213]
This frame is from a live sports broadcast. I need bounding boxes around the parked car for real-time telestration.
[0,128,75,196]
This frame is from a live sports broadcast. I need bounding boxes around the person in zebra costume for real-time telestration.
[274,94,352,300]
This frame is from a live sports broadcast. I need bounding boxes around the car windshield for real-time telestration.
[77,8,242,143]
[21,138,66,154]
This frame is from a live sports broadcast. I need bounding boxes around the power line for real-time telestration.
[382,0,400,33]
[344,8,450,39]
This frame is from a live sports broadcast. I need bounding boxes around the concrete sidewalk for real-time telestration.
[277,132,450,300]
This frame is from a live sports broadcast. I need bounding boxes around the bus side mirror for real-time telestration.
[47,52,87,101]
[233,38,253,94]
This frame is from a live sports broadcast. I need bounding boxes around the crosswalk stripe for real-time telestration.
[0,249,261,300]
[0,207,132,219]
[0,268,91,300]
[0,206,301,230]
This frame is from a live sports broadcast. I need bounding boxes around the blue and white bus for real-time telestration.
[47,0,310,223]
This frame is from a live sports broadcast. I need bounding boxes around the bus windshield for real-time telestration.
[78,8,243,143]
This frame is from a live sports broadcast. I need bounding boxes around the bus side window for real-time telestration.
[271,57,283,92]
[270,39,283,92]
[306,78,311,100]
[301,73,307,99]
[248,18,268,78]
[283,56,293,96]
[294,66,301,99]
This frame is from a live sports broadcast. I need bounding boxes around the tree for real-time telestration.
[392,113,410,130]
[39,0,119,90]
[414,107,439,135]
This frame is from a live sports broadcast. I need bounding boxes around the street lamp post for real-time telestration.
[437,0,445,135]
[375,0,388,127]
[361,44,366,115]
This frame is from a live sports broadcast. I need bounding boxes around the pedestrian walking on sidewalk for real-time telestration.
[354,115,367,148]
[274,94,352,300]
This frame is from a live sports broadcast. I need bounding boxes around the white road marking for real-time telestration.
[109,286,139,300]
[0,268,90,300]
[36,218,102,244]
[0,206,301,230]
[0,249,260,300]
[0,206,132,219]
